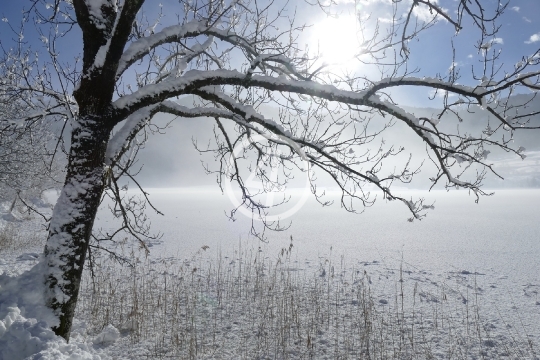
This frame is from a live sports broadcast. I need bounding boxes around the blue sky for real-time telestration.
[2,0,538,95]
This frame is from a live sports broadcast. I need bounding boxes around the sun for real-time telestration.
[311,14,362,67]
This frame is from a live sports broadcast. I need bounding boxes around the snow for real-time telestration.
[1,190,540,358]
[92,41,110,70]
[111,61,515,186]
[189,35,214,55]
[121,87,312,161]
[92,325,119,346]
[0,205,105,359]
[0,259,57,328]
[0,306,100,360]
[116,20,208,77]
[0,250,75,358]
[86,0,113,31]
[113,68,375,110]
[43,164,105,304]
[285,138,308,160]
[105,105,159,165]
[480,79,498,87]
[88,2,122,74]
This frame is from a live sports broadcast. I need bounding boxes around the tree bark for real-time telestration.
[43,116,112,340]
[38,0,144,342]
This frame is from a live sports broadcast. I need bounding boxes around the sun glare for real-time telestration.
[312,15,361,67]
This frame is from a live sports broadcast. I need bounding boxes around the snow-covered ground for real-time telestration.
[0,189,539,359]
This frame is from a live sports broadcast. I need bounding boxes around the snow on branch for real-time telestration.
[116,20,210,78]
[106,104,161,166]
[112,69,372,116]
[108,59,538,211]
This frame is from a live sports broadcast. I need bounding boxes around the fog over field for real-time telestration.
[134,93,540,190]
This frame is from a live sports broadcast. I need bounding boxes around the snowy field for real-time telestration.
[0,189,539,359]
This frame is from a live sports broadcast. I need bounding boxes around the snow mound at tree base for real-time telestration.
[0,260,106,360]
[0,306,102,360]
[0,259,57,328]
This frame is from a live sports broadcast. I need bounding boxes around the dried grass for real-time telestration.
[75,239,538,359]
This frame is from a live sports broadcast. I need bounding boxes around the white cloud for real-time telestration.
[467,54,473,59]
[525,33,540,44]
[449,61,461,70]
[363,0,393,4]
[480,37,503,51]
[511,6,520,12]
[523,17,532,23]
[413,3,449,23]
[413,6,437,22]
[340,0,392,5]
[378,17,394,24]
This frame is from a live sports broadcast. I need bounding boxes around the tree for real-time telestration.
[0,54,63,215]
[2,0,539,340]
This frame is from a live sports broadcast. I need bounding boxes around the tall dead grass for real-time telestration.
[0,223,43,252]
[75,239,538,359]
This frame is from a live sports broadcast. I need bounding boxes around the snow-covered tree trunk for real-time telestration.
[41,0,141,340]
[44,117,112,340]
